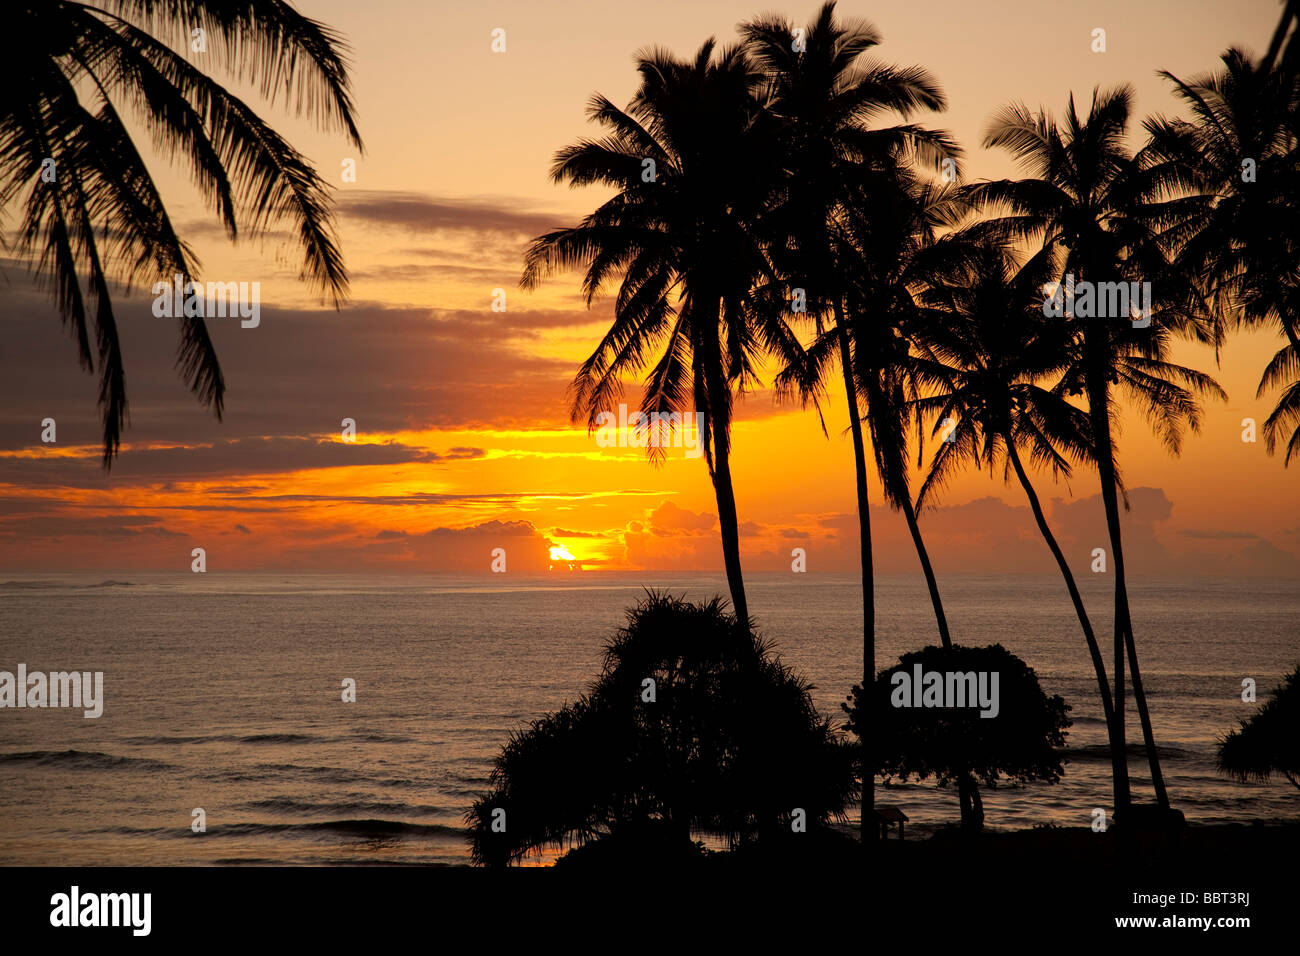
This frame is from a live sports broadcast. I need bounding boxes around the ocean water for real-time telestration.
[0,571,1296,866]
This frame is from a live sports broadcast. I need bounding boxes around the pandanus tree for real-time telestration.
[911,237,1124,796]
[2,0,362,465]
[467,593,856,867]
[970,86,1226,815]
[1146,46,1300,461]
[1218,664,1300,792]
[521,40,798,626]
[740,0,958,837]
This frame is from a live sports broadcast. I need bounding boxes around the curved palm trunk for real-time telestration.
[700,307,749,628]
[1283,323,1300,357]
[899,496,952,648]
[898,490,978,829]
[707,403,749,628]
[710,443,749,626]
[1124,615,1169,807]
[1086,346,1169,812]
[1086,369,1132,814]
[835,308,875,844]
[1007,440,1126,788]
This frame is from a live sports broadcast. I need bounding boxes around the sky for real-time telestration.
[0,0,1296,577]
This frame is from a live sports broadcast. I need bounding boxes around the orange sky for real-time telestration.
[0,0,1296,577]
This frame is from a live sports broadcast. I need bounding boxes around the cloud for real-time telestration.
[396,519,559,572]
[1236,539,1300,576]
[0,513,182,539]
[0,438,461,484]
[338,191,568,237]
[646,501,718,535]
[0,270,582,459]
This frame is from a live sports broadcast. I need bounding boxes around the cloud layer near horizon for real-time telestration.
[2,184,1296,579]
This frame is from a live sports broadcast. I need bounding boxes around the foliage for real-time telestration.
[843,643,1070,791]
[1219,665,1300,791]
[4,1,362,464]
[467,593,856,866]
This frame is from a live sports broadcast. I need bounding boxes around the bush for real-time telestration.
[842,643,1070,829]
[466,592,856,866]
[1219,664,1300,792]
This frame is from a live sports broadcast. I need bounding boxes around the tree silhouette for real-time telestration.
[521,41,797,626]
[3,0,362,464]
[843,643,1071,831]
[1148,46,1300,462]
[912,235,1122,804]
[969,86,1224,814]
[466,592,855,866]
[741,0,958,837]
[1219,665,1300,792]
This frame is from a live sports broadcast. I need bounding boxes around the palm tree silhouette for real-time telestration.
[741,1,958,838]
[835,180,982,823]
[4,0,362,465]
[838,178,967,653]
[913,236,1122,788]
[1148,48,1300,462]
[970,87,1226,815]
[1265,0,1300,77]
[522,39,796,626]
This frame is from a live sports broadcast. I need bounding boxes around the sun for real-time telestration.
[548,544,581,571]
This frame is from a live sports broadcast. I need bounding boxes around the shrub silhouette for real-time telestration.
[1219,665,1300,792]
[466,593,856,866]
[843,643,1070,830]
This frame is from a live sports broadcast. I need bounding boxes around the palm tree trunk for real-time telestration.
[1283,322,1300,357]
[898,465,978,827]
[708,413,749,628]
[1125,622,1170,808]
[1086,361,1128,816]
[701,316,749,627]
[903,502,984,829]
[1085,363,1169,812]
[1007,440,1125,787]
[900,495,951,648]
[835,308,875,844]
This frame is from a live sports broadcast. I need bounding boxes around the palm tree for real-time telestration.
[521,40,796,626]
[970,86,1226,816]
[2,0,362,465]
[741,0,958,839]
[1264,0,1300,77]
[1147,47,1300,462]
[912,236,1124,799]
[838,178,967,653]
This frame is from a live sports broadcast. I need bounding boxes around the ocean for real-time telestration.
[0,571,1296,865]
